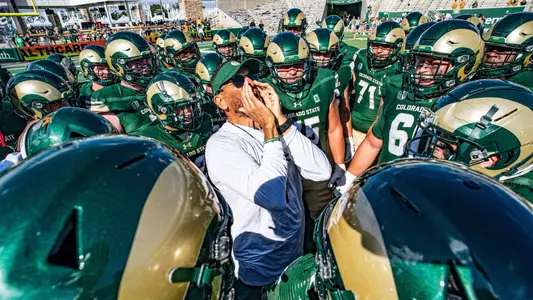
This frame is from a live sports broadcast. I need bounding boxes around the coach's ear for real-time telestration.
[214,94,229,111]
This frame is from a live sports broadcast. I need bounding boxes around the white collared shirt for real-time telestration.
[205,122,331,286]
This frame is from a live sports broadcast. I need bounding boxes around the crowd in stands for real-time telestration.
[6,17,214,47]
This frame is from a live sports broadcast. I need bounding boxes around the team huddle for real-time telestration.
[1,7,533,299]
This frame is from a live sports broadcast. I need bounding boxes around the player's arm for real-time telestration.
[327,96,345,165]
[100,112,124,133]
[331,105,385,195]
[346,126,383,176]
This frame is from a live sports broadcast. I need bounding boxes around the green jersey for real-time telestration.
[351,49,400,133]
[88,83,158,135]
[78,81,94,109]
[131,114,212,170]
[263,68,337,152]
[0,100,27,160]
[335,64,352,104]
[509,70,533,90]
[340,41,358,67]
[372,74,435,163]
[201,95,226,132]
[503,172,533,205]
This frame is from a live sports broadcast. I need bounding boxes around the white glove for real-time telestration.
[328,164,346,189]
[344,137,356,163]
[333,171,358,197]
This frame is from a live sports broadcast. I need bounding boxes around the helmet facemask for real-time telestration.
[215,43,236,59]
[114,54,156,87]
[404,49,477,99]
[83,61,118,86]
[406,106,522,177]
[367,40,403,68]
[168,43,201,72]
[154,81,205,131]
[267,59,314,93]
[310,49,341,69]
[478,42,533,79]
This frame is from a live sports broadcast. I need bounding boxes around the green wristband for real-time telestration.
[264,137,281,144]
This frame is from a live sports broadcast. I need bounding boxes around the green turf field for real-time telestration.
[5,37,368,77]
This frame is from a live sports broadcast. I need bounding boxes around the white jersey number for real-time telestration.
[356,80,377,110]
[297,116,321,145]
[388,113,415,157]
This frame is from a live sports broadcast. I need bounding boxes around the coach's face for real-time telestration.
[214,68,251,115]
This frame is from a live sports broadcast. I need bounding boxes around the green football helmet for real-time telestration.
[20,107,117,158]
[0,135,235,300]
[27,59,77,87]
[367,21,406,68]
[79,44,118,86]
[266,32,314,93]
[165,30,201,72]
[195,53,226,95]
[478,12,533,79]
[237,26,249,40]
[406,79,533,180]
[6,69,75,120]
[305,28,342,69]
[401,11,428,33]
[105,31,156,87]
[404,21,435,52]
[455,14,484,34]
[321,15,344,40]
[155,33,167,64]
[237,28,270,76]
[147,71,204,131]
[294,158,533,300]
[213,29,237,59]
[280,8,308,35]
[47,53,78,78]
[404,20,484,99]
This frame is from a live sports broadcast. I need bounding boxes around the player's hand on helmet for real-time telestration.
[329,166,358,197]
[239,81,276,129]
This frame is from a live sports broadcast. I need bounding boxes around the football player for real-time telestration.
[322,15,359,67]
[477,12,533,88]
[305,27,356,162]
[347,21,405,156]
[78,45,118,108]
[264,31,345,218]
[0,135,235,300]
[279,8,308,36]
[213,29,238,59]
[406,79,533,203]
[88,31,159,134]
[265,158,533,299]
[401,11,428,33]
[196,53,227,132]
[1,69,75,160]
[135,72,212,170]
[236,27,271,77]
[0,107,116,172]
[332,20,484,195]
[165,30,202,79]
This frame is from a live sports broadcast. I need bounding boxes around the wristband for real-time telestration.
[278,118,294,134]
[264,137,281,144]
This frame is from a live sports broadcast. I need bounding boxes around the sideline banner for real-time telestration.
[378,6,525,24]
[19,40,106,61]
[0,48,22,62]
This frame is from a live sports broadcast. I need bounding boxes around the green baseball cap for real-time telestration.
[211,58,261,95]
